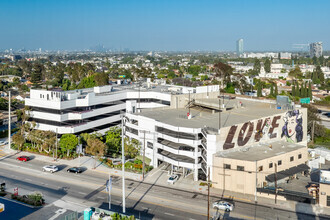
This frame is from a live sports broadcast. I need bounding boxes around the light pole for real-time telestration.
[8,91,11,151]
[121,115,126,213]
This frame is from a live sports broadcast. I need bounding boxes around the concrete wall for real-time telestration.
[171,91,220,109]
[319,183,330,207]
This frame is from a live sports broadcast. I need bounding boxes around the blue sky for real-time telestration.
[0,0,329,51]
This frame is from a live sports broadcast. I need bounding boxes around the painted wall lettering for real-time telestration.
[268,116,281,139]
[221,110,305,150]
[223,125,237,150]
[254,118,270,142]
[238,122,254,146]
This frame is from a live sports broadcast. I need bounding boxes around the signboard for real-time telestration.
[119,75,126,78]
[0,203,4,213]
[300,97,310,104]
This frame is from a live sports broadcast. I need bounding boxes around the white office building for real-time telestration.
[25,84,172,135]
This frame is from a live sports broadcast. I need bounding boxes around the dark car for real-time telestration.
[16,156,30,162]
[67,167,83,173]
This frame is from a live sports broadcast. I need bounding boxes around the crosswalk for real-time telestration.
[0,148,6,158]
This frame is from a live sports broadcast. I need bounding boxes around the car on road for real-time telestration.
[42,165,58,173]
[16,156,30,162]
[167,175,179,184]
[213,201,234,212]
[67,167,83,174]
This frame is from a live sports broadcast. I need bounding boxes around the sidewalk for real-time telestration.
[3,147,330,217]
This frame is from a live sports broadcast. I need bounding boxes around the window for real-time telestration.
[327,196,330,206]
[278,160,282,166]
[290,156,294,162]
[298,154,302,159]
[224,164,231,169]
[269,163,273,168]
[258,166,263,172]
[237,166,244,171]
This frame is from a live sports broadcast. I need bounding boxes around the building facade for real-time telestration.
[310,42,323,58]
[236,39,244,56]
[25,85,172,135]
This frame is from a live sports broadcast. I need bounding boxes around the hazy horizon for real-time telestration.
[1,0,329,51]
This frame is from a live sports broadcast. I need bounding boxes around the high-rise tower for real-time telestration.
[236,39,244,56]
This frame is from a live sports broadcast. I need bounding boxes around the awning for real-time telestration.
[266,164,310,183]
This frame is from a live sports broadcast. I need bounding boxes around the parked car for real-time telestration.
[42,165,58,173]
[167,175,179,184]
[212,201,234,212]
[0,141,8,146]
[16,156,30,162]
[67,167,83,174]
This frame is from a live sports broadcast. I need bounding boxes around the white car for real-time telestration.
[42,165,58,173]
[0,141,8,146]
[213,201,234,212]
[167,175,179,184]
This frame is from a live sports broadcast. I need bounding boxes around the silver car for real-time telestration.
[42,165,59,173]
[213,201,234,212]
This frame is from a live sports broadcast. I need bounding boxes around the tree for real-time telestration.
[214,62,233,86]
[308,81,312,100]
[296,81,300,97]
[301,104,326,139]
[264,58,271,73]
[253,58,261,73]
[105,127,121,156]
[86,137,106,168]
[59,134,78,157]
[94,72,109,86]
[124,138,140,159]
[257,80,262,97]
[292,84,295,97]
[289,66,303,79]
[274,83,278,96]
[270,84,274,97]
[30,63,44,85]
[12,133,25,150]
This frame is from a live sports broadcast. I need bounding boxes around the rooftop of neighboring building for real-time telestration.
[137,98,288,130]
[215,140,306,161]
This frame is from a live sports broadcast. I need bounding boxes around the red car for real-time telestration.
[16,156,30,162]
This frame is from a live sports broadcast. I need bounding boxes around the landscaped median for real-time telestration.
[0,190,44,208]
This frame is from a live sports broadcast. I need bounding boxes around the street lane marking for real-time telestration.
[164,212,174,216]
[78,192,87,195]
[49,208,67,220]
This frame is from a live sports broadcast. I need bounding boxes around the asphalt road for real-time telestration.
[0,155,328,220]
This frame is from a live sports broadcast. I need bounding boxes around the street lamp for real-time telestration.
[121,115,126,213]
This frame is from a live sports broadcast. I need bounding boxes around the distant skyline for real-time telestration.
[0,0,329,51]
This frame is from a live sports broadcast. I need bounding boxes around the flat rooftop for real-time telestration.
[215,140,306,161]
[137,98,287,130]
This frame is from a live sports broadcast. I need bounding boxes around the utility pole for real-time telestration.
[275,163,277,204]
[207,166,210,220]
[142,131,146,181]
[55,128,58,161]
[188,90,191,116]
[255,160,258,202]
[8,91,11,150]
[312,120,315,144]
[121,116,126,213]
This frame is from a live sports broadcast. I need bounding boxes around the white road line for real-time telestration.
[97,196,105,199]
[78,192,86,195]
[164,212,174,216]
[142,207,149,210]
